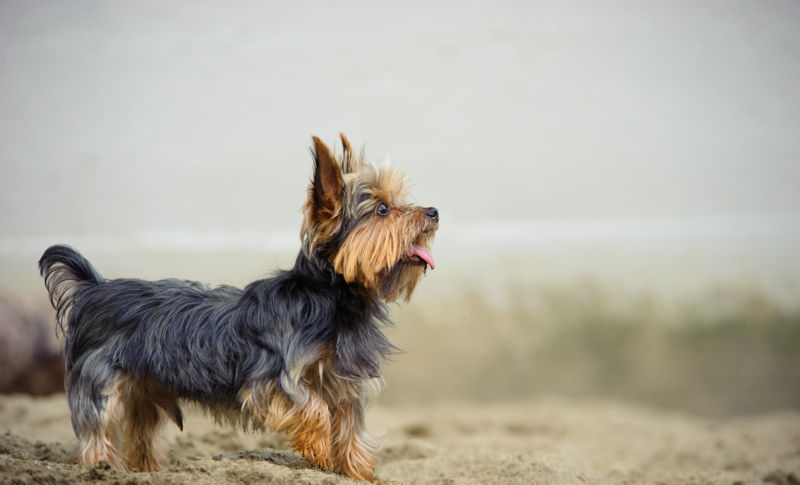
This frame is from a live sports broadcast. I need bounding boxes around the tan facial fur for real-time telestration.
[302,135,437,301]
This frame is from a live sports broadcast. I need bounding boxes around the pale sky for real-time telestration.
[2,1,800,299]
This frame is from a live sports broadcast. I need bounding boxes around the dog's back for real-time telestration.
[39,245,267,469]
[39,244,269,397]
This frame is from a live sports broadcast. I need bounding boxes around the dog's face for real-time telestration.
[301,135,438,301]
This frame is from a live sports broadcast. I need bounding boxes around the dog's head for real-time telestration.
[301,134,438,301]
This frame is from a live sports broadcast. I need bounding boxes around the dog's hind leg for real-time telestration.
[66,361,125,468]
[120,379,169,472]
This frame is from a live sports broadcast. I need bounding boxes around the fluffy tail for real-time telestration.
[39,245,105,335]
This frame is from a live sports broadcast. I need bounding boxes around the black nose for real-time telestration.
[426,207,439,222]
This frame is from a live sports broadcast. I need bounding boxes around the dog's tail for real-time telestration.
[39,245,105,336]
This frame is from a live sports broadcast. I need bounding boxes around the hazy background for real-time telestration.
[2,1,799,415]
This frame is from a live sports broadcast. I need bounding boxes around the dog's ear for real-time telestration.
[340,132,353,173]
[311,136,343,211]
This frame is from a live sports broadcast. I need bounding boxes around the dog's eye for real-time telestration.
[376,202,391,216]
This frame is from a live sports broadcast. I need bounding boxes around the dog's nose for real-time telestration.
[425,207,439,222]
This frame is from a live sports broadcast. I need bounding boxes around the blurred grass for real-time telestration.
[383,281,800,416]
[3,273,798,416]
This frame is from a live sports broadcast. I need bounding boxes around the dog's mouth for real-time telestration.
[404,243,435,270]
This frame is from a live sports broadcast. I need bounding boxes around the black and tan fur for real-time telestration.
[38,134,438,481]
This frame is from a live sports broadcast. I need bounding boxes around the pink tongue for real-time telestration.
[410,244,435,269]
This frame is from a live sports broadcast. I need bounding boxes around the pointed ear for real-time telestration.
[340,133,353,173]
[311,136,343,211]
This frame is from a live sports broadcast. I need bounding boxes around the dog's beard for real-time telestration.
[378,261,427,302]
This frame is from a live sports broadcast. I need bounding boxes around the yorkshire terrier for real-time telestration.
[38,134,438,481]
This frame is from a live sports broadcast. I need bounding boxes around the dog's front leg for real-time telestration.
[260,387,334,471]
[331,398,378,482]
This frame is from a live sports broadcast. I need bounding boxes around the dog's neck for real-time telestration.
[291,249,372,298]
[284,249,395,378]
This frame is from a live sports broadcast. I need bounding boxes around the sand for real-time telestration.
[1,394,798,484]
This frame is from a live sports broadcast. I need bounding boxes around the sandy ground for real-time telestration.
[1,394,798,484]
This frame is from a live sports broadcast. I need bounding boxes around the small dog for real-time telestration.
[39,134,438,481]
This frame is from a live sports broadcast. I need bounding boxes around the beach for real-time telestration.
[2,394,799,484]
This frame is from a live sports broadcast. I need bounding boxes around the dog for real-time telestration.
[39,134,438,481]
